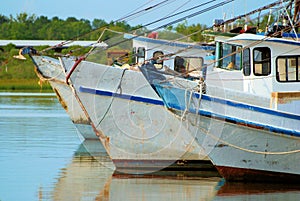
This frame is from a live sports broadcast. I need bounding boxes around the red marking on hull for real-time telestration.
[216,166,300,183]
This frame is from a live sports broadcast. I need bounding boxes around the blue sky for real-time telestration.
[0,0,277,28]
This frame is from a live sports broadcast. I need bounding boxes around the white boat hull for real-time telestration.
[66,58,210,173]
[32,55,98,140]
[140,65,300,181]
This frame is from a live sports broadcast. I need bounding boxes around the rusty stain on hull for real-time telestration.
[53,88,68,110]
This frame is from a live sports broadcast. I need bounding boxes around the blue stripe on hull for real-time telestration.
[79,86,300,137]
[165,101,300,137]
[198,93,300,121]
[79,86,164,106]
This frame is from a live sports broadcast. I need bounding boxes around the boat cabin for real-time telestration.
[206,33,300,113]
[124,33,215,76]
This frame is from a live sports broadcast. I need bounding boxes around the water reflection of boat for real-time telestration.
[52,141,114,201]
[214,181,300,201]
[81,139,115,169]
[98,174,221,201]
[52,140,220,201]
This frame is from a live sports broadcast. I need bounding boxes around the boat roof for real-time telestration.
[224,33,300,47]
[124,33,215,51]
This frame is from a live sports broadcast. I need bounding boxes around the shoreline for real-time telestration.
[0,79,53,92]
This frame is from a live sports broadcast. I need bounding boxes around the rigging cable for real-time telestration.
[41,0,174,53]
[119,0,177,22]
[82,0,227,59]
[103,0,235,51]
[160,0,192,21]
[143,0,216,27]
[118,0,159,21]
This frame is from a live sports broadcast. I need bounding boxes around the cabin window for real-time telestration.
[137,47,145,57]
[276,56,300,82]
[132,47,137,63]
[219,43,242,70]
[253,47,271,76]
[152,51,164,69]
[186,57,203,72]
[153,51,164,64]
[136,47,145,63]
[174,56,186,73]
[174,56,203,74]
[243,48,251,76]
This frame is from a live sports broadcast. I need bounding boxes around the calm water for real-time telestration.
[1,92,300,201]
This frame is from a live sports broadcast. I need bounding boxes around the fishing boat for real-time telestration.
[29,54,99,140]
[62,35,215,174]
[21,34,216,174]
[140,0,300,182]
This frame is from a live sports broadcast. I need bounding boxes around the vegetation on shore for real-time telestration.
[0,79,52,92]
[0,43,51,91]
[0,13,208,91]
[0,12,272,91]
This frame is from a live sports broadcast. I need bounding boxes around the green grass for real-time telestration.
[0,78,53,92]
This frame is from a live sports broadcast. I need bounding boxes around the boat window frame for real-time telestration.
[218,42,242,70]
[132,47,137,63]
[174,56,204,73]
[276,55,300,82]
[153,51,164,64]
[152,51,164,69]
[253,47,271,76]
[137,47,145,60]
[242,48,251,76]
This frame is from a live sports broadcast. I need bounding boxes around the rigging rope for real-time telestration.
[102,0,234,54]
[143,0,216,27]
[161,0,193,19]
[155,0,299,82]
[107,0,290,71]
[40,0,174,53]
[117,0,171,22]
[62,0,235,81]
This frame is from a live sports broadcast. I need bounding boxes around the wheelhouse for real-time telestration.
[212,34,300,93]
[125,33,214,75]
[209,33,300,113]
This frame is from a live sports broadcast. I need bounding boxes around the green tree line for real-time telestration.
[0,13,211,41]
[0,12,274,91]
[0,13,208,84]
[0,13,139,40]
